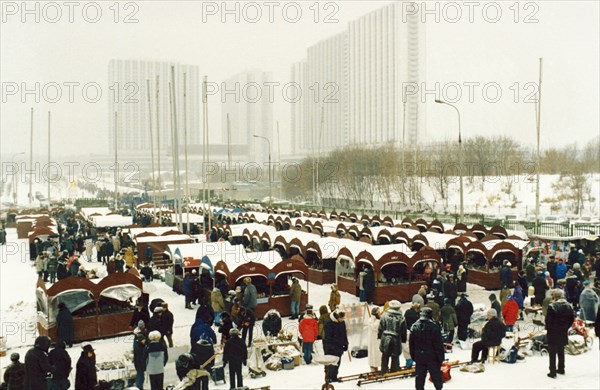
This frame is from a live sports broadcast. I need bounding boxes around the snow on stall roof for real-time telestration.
[264,230,316,245]
[216,250,283,274]
[357,243,412,261]
[420,231,459,250]
[126,226,182,238]
[165,241,239,261]
[134,234,192,243]
[229,223,275,237]
[482,239,530,251]
[91,215,133,227]
[80,207,112,219]
[169,213,205,224]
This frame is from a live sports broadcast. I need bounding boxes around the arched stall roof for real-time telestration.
[227,223,275,238]
[411,234,429,247]
[355,243,412,273]
[347,225,361,240]
[126,227,182,240]
[305,237,349,260]
[336,240,372,265]
[466,241,489,259]
[382,216,394,227]
[524,239,548,255]
[409,247,443,272]
[414,218,429,232]
[417,232,459,251]
[445,236,476,253]
[165,241,242,271]
[452,223,469,234]
[490,225,508,239]
[29,227,58,243]
[429,220,445,233]
[213,250,284,285]
[400,217,414,228]
[329,211,339,220]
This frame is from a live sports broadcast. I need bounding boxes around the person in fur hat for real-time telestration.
[329,284,341,311]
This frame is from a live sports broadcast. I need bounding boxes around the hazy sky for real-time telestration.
[1,0,598,159]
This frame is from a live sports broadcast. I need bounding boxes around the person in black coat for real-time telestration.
[175,353,200,390]
[546,256,558,284]
[130,301,150,329]
[323,311,349,382]
[148,307,164,336]
[455,294,474,342]
[470,309,506,362]
[363,266,375,304]
[409,307,444,390]
[443,275,458,306]
[262,309,282,337]
[545,289,575,378]
[595,306,600,350]
[161,302,175,348]
[517,271,529,298]
[48,340,72,390]
[223,328,247,389]
[533,272,549,305]
[24,336,53,390]
[3,353,25,390]
[404,303,421,330]
[75,344,97,390]
[56,303,74,348]
[218,311,234,345]
[499,260,513,289]
[488,293,501,319]
[190,339,215,390]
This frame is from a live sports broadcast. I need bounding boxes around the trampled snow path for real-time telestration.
[1,227,598,389]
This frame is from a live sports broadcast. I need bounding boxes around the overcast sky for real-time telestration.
[1,0,598,159]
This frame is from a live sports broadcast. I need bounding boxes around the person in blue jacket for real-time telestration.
[182,271,195,309]
[190,317,217,347]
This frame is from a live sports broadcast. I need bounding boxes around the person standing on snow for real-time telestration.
[323,310,349,382]
[75,344,98,390]
[378,300,407,374]
[3,353,25,390]
[409,307,444,390]
[545,289,575,378]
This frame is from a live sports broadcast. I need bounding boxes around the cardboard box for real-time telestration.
[294,355,301,366]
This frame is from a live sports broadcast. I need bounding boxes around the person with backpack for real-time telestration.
[223,328,247,389]
[143,331,168,390]
[378,300,407,374]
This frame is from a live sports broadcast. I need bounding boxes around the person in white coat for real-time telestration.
[368,306,383,372]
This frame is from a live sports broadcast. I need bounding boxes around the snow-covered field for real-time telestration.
[1,227,598,389]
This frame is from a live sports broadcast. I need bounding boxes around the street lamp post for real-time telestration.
[435,99,463,223]
[11,152,25,205]
[253,135,272,207]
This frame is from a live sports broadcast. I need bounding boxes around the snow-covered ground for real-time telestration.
[1,227,598,389]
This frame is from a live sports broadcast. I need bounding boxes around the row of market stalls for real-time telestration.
[80,207,133,227]
[36,269,144,343]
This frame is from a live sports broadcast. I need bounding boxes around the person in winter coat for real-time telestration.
[239,306,256,347]
[35,254,45,279]
[409,307,444,390]
[556,259,567,280]
[500,260,514,289]
[242,277,257,311]
[144,331,168,390]
[57,258,68,281]
[513,283,525,310]
[130,301,150,329]
[211,287,226,325]
[262,309,282,337]
[69,256,80,276]
[133,321,147,390]
[378,300,407,374]
[367,307,383,372]
[75,344,97,390]
[565,270,580,307]
[299,309,319,364]
[470,309,506,362]
[533,271,549,306]
[175,353,200,390]
[547,256,558,284]
[456,265,467,293]
[190,317,217,346]
[318,305,329,340]
[488,293,502,320]
[106,257,117,275]
[579,281,599,322]
[363,266,375,304]
[56,302,74,348]
[545,289,575,378]
[443,275,458,305]
[148,306,164,338]
[440,299,458,343]
[405,302,421,330]
[218,311,234,345]
[115,255,125,273]
[328,284,341,311]
[223,328,248,389]
[517,270,528,297]
[48,341,72,390]
[124,246,136,268]
[568,247,579,267]
[190,338,215,390]
[182,272,196,310]
[595,306,600,348]
[572,263,584,282]
[424,295,441,322]
[161,302,175,348]
[455,294,474,342]
[502,295,520,332]
[289,278,302,319]
[3,353,25,390]
[323,310,349,382]
[24,336,53,390]
[47,255,59,284]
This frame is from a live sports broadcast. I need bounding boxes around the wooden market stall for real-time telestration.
[214,252,308,318]
[464,239,527,290]
[135,232,193,266]
[36,271,143,343]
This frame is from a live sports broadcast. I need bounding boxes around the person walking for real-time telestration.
[378,300,407,374]
[455,293,473,343]
[144,331,168,390]
[48,341,72,390]
[223,328,247,390]
[546,289,575,378]
[328,284,341,311]
[75,344,98,390]
[289,278,302,319]
[470,309,505,363]
[323,310,349,382]
[56,302,74,348]
[363,266,375,304]
[161,302,175,348]
[3,353,25,390]
[409,307,444,390]
[298,308,318,364]
[190,316,217,346]
[133,321,148,390]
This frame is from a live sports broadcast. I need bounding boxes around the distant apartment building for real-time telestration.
[108,59,201,154]
[291,2,426,156]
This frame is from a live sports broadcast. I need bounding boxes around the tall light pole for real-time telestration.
[535,58,543,234]
[47,111,51,207]
[435,99,463,223]
[254,135,271,207]
[29,107,34,206]
[277,121,282,201]
[11,152,25,205]
[114,111,119,210]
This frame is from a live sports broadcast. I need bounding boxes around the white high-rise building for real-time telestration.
[221,70,274,166]
[108,59,201,154]
[291,1,426,154]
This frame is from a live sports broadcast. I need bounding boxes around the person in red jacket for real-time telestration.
[299,308,319,364]
[502,295,520,332]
